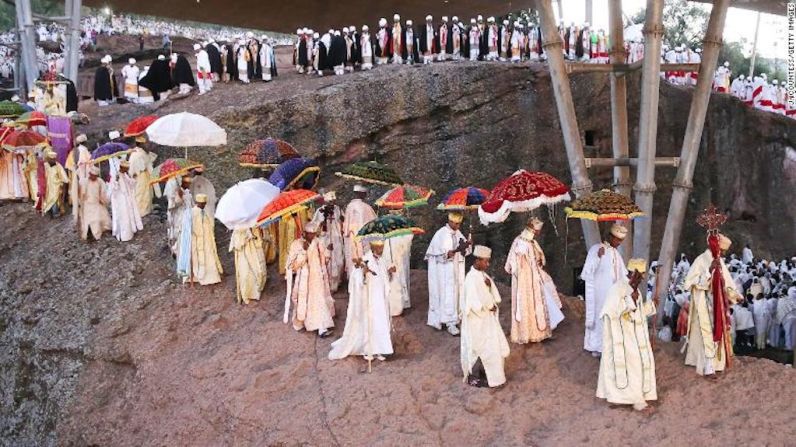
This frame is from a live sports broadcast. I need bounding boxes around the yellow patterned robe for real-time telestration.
[229,228,267,304]
[189,206,223,285]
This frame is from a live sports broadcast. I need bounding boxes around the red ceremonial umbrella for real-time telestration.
[436,186,490,211]
[124,115,159,137]
[478,169,571,225]
[149,158,204,185]
[256,189,320,226]
[375,184,434,209]
[1,129,47,152]
[16,111,47,127]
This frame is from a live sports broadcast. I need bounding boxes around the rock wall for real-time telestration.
[203,62,796,289]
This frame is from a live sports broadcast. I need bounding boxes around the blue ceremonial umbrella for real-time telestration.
[268,157,320,191]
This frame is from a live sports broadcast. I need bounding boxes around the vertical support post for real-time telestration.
[608,0,633,258]
[64,0,82,82]
[537,0,601,248]
[15,0,39,91]
[586,0,594,27]
[748,12,761,78]
[631,0,665,261]
[655,0,730,323]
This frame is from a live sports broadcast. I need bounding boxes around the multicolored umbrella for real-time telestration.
[356,215,425,242]
[436,187,490,211]
[124,115,159,137]
[238,138,301,168]
[0,101,27,119]
[335,161,403,186]
[91,142,131,163]
[479,170,571,225]
[256,189,320,226]
[15,111,47,127]
[565,189,645,221]
[1,129,47,152]
[268,157,320,191]
[149,158,204,185]
[375,184,434,209]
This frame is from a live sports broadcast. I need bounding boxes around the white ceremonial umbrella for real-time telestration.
[146,112,227,157]
[216,178,280,230]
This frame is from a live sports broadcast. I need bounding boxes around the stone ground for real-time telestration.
[0,201,793,446]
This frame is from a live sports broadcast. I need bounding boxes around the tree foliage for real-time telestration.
[630,0,709,48]
[0,0,63,32]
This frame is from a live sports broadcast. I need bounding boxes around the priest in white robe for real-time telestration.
[343,184,376,278]
[683,233,741,376]
[384,225,413,316]
[505,217,565,344]
[329,239,394,361]
[78,165,111,241]
[165,176,193,256]
[581,223,629,356]
[312,191,345,292]
[461,246,510,388]
[184,194,223,285]
[229,227,267,304]
[285,221,335,337]
[425,212,472,335]
[121,58,140,102]
[127,136,157,217]
[109,161,143,242]
[597,259,657,412]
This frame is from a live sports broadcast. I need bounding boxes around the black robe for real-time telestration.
[318,41,329,70]
[576,29,585,58]
[269,48,278,77]
[444,24,454,54]
[172,55,195,86]
[401,27,419,62]
[206,44,223,77]
[478,26,488,59]
[349,33,361,64]
[327,35,347,67]
[298,39,310,67]
[419,25,436,54]
[459,26,468,58]
[93,66,116,101]
[55,74,78,112]
[225,44,238,80]
[564,29,571,55]
[138,59,173,100]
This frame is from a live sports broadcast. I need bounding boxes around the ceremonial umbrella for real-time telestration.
[256,189,321,226]
[15,111,47,127]
[124,115,159,137]
[149,158,204,185]
[335,160,403,186]
[478,169,571,225]
[436,186,490,211]
[375,184,435,209]
[238,137,300,168]
[1,129,47,152]
[268,157,320,191]
[0,101,27,119]
[145,112,227,157]
[91,142,131,163]
[564,189,645,221]
[356,215,425,243]
[216,178,281,230]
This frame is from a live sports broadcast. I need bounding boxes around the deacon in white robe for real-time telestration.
[127,138,157,217]
[121,58,139,102]
[683,233,741,376]
[504,217,564,344]
[343,185,377,278]
[426,212,472,335]
[109,161,143,242]
[581,223,629,356]
[78,166,111,241]
[461,246,510,388]
[189,167,216,218]
[230,228,267,304]
[285,222,335,336]
[312,191,345,293]
[183,193,223,285]
[329,240,394,361]
[597,259,657,412]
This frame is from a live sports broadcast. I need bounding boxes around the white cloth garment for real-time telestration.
[581,242,627,353]
[425,224,471,329]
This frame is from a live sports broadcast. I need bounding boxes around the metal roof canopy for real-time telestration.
[82,0,786,33]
